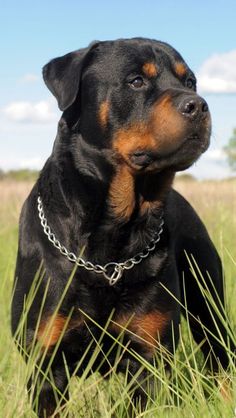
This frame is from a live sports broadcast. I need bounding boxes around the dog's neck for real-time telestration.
[50,124,175,230]
[108,164,175,223]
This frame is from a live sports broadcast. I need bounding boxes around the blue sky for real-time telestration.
[1,0,236,178]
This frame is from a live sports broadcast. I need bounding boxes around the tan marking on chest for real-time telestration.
[111,311,170,355]
[142,62,158,77]
[109,165,136,220]
[132,311,169,342]
[37,314,83,350]
[37,315,68,349]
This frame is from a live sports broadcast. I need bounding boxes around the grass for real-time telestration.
[0,177,235,417]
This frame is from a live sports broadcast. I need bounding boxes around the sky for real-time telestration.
[1,0,236,179]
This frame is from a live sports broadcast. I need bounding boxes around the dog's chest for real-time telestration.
[63,277,172,362]
[72,250,167,329]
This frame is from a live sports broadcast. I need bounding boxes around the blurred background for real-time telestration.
[1,0,236,179]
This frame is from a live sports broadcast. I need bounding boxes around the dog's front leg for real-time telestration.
[28,355,70,418]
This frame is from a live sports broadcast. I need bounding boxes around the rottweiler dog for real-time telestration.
[11,38,233,417]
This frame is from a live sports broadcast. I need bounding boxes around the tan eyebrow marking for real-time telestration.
[98,100,109,128]
[142,62,158,77]
[175,62,187,77]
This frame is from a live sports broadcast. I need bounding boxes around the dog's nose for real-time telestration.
[179,96,209,119]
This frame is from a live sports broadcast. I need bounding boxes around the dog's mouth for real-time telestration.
[128,132,210,173]
[113,98,211,174]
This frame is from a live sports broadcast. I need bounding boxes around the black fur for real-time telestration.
[11,38,234,417]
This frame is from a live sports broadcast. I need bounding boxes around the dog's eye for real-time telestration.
[186,78,196,90]
[130,76,144,89]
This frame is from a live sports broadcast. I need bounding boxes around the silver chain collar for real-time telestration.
[37,195,164,286]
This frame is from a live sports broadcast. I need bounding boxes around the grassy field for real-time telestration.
[0,178,235,417]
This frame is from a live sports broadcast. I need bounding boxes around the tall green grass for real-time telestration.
[0,179,235,417]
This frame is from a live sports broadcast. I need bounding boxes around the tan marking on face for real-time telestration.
[109,165,135,220]
[99,100,109,128]
[111,310,170,356]
[113,94,186,163]
[142,62,158,77]
[110,94,186,220]
[109,96,186,220]
[113,123,156,159]
[150,95,186,152]
[175,62,187,77]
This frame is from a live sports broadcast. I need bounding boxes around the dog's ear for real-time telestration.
[43,44,97,111]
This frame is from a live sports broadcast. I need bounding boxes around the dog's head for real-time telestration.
[43,38,211,173]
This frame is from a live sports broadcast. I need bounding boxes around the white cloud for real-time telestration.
[0,156,44,171]
[20,73,40,83]
[197,50,236,94]
[2,99,58,123]
[18,157,44,169]
[204,148,226,162]
[187,159,231,180]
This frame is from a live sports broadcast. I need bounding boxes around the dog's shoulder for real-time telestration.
[165,188,208,239]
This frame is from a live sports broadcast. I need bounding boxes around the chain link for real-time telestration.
[37,195,164,286]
